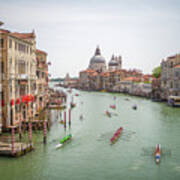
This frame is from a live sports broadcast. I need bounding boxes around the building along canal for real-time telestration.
[1,86,180,180]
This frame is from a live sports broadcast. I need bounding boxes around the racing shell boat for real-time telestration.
[105,111,111,117]
[110,127,123,144]
[56,134,72,149]
[154,144,161,164]
[110,105,116,109]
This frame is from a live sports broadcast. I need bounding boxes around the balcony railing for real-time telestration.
[17,74,28,80]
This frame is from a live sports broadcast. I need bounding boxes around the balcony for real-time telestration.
[17,74,28,80]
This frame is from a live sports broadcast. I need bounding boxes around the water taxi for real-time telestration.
[59,120,64,124]
[70,102,76,108]
[168,96,180,107]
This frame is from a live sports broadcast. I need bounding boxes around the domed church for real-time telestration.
[89,46,106,72]
[108,54,122,71]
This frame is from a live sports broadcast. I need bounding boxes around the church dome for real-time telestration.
[90,46,106,64]
[108,55,118,66]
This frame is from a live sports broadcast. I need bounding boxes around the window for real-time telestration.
[9,39,12,48]
[15,42,18,50]
[18,43,26,53]
[170,82,173,88]
[20,85,26,96]
[0,39,4,48]
[26,46,29,53]
[175,83,179,89]
[175,71,179,77]
[9,57,12,71]
[30,47,32,54]
[1,61,4,73]
[18,60,26,74]
[170,62,173,68]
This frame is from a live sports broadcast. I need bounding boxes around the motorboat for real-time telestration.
[59,120,64,124]
[70,102,76,108]
[56,134,72,149]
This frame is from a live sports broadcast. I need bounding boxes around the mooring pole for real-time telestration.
[64,111,66,128]
[43,120,47,144]
[19,113,22,139]
[69,108,71,126]
[28,121,32,147]
[11,127,15,156]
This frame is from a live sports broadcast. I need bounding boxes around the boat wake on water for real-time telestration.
[141,147,171,156]
[97,130,135,142]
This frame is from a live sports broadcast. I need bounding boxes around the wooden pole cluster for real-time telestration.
[68,109,71,126]
[28,122,32,146]
[43,120,47,144]
[19,113,22,139]
[11,127,15,156]
[64,111,66,128]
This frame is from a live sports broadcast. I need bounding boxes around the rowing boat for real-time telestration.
[110,105,116,109]
[110,127,123,144]
[154,144,161,164]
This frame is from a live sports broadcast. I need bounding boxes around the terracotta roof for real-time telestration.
[90,72,98,77]
[143,74,152,78]
[124,77,141,82]
[10,32,35,39]
[80,69,96,73]
[100,72,110,77]
[174,64,180,68]
[168,55,176,59]
[0,29,10,33]
[36,49,47,55]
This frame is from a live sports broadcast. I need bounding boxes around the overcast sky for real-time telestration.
[1,0,180,78]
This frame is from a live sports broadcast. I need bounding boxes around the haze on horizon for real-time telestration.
[1,0,180,78]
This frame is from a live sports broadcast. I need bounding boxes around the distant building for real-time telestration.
[36,49,48,112]
[161,54,180,100]
[79,69,95,90]
[64,73,79,88]
[0,21,3,133]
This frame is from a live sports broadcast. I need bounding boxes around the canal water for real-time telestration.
[1,86,180,180]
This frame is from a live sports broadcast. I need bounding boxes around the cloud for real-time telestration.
[1,0,180,77]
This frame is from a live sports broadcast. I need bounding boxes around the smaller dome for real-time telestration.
[108,54,118,66]
[109,60,118,66]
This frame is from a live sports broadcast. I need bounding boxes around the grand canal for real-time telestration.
[1,86,180,180]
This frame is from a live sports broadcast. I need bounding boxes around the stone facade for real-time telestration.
[161,54,180,100]
[36,49,48,113]
[0,22,3,133]
[0,27,49,131]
